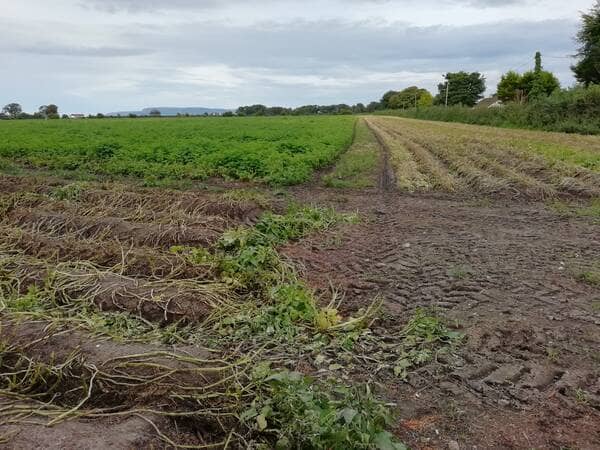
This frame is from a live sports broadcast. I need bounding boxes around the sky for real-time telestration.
[1,0,596,114]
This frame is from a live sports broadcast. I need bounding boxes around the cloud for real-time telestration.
[0,0,584,113]
[8,44,151,58]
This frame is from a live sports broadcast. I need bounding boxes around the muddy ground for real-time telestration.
[285,185,600,449]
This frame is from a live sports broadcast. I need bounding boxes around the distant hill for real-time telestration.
[107,107,231,117]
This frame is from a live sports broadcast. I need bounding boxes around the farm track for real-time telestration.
[2,116,600,448]
[287,186,600,449]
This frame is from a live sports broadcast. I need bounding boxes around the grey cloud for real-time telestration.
[1,1,579,113]
[122,18,575,71]
[82,0,241,13]
[9,44,152,57]
[82,0,525,13]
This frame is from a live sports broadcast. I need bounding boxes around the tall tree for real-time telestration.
[38,104,59,119]
[534,51,542,73]
[497,70,524,103]
[388,86,433,109]
[2,103,22,118]
[497,53,560,103]
[380,90,399,108]
[572,1,600,86]
[435,72,486,107]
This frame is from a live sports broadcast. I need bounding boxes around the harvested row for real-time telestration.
[373,116,600,198]
[0,174,64,194]
[1,252,233,324]
[380,121,556,196]
[0,225,213,279]
[4,208,222,248]
[371,122,459,191]
[0,319,245,448]
[367,120,431,191]
[460,143,557,198]
[0,190,244,230]
[78,187,266,221]
[371,119,508,193]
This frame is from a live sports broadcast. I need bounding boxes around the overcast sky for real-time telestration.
[1,0,595,113]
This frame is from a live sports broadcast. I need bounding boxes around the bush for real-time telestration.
[379,85,600,135]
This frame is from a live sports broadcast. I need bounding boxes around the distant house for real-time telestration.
[474,95,503,109]
[70,113,85,119]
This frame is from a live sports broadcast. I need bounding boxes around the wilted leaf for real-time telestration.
[256,414,268,431]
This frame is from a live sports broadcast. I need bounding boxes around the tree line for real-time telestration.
[1,103,62,120]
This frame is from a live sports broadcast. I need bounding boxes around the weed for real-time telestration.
[49,182,86,201]
[394,309,463,379]
[447,265,473,279]
[223,189,271,208]
[245,367,407,449]
[546,347,560,363]
[573,262,600,286]
[549,198,600,221]
[574,388,589,405]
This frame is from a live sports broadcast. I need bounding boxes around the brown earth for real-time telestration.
[283,186,600,449]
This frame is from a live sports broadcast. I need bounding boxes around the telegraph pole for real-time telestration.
[445,80,450,107]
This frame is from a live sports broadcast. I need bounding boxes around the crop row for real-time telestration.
[0,116,356,185]
[366,116,600,198]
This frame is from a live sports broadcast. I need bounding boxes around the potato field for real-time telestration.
[0,115,599,449]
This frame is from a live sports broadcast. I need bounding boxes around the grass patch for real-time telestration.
[526,142,600,171]
[447,265,473,280]
[548,198,600,221]
[575,268,600,286]
[324,119,379,189]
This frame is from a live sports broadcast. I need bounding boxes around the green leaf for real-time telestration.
[373,431,407,450]
[275,437,290,450]
[240,407,257,422]
[339,407,358,424]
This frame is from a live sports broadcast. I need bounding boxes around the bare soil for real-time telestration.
[284,186,600,449]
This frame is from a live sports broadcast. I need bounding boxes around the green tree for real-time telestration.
[497,70,523,103]
[2,103,22,118]
[366,101,381,112]
[572,1,600,86]
[497,53,560,103]
[380,90,399,108]
[435,72,486,107]
[38,104,59,119]
[522,70,560,100]
[534,51,542,74]
[388,86,433,109]
[149,109,161,116]
[418,90,433,107]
